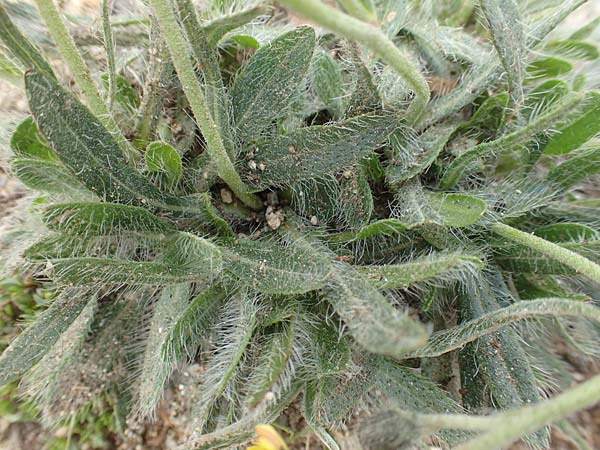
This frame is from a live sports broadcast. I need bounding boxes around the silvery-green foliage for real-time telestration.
[1,0,600,449]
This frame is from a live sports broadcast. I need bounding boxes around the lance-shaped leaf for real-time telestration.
[543,91,600,155]
[457,282,549,448]
[523,79,569,121]
[25,70,191,213]
[324,268,428,358]
[231,26,316,142]
[354,218,407,241]
[547,141,600,190]
[359,253,483,289]
[224,239,332,295]
[49,233,222,285]
[480,0,526,99]
[439,92,584,188]
[242,112,399,189]
[545,40,599,60]
[339,168,373,229]
[245,321,295,406]
[135,283,192,418]
[526,56,573,78]
[0,291,94,384]
[532,223,598,242]
[43,202,174,235]
[404,298,600,358]
[0,5,55,77]
[10,157,88,194]
[192,294,258,430]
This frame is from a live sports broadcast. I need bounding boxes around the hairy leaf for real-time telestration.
[547,141,600,190]
[232,26,316,141]
[224,239,331,295]
[0,291,94,384]
[324,268,428,358]
[242,112,399,189]
[359,253,483,289]
[25,70,192,214]
[43,202,174,235]
[543,91,600,155]
[480,0,526,99]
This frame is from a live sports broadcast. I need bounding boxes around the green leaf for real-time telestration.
[480,0,526,99]
[202,5,267,46]
[354,218,407,241]
[25,70,191,214]
[546,141,600,190]
[192,294,258,430]
[532,223,598,242]
[386,122,457,183]
[440,92,583,188]
[457,278,549,449]
[48,257,213,285]
[10,117,56,160]
[0,5,55,77]
[245,322,295,406]
[406,298,600,358]
[136,283,192,418]
[324,269,428,358]
[0,53,22,85]
[359,253,483,289]
[224,239,331,295]
[230,34,260,49]
[0,292,93,384]
[242,112,399,189]
[395,183,487,228]
[545,40,599,60]
[145,141,183,189]
[10,157,87,194]
[43,202,174,235]
[526,56,573,78]
[160,286,226,363]
[543,91,600,155]
[523,79,569,120]
[231,26,316,142]
[312,50,343,117]
[568,16,600,40]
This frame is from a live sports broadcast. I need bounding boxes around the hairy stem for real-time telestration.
[101,0,116,109]
[32,0,138,162]
[277,0,430,125]
[492,222,600,283]
[148,0,262,210]
[453,374,600,450]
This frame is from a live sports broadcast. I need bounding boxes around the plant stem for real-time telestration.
[101,0,116,109]
[492,222,600,283]
[277,0,429,125]
[32,0,138,162]
[453,374,600,450]
[148,0,262,210]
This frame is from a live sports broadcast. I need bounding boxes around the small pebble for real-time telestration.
[220,188,233,204]
[310,215,318,226]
